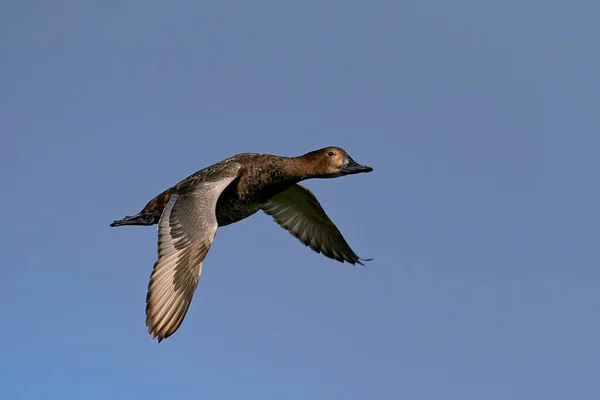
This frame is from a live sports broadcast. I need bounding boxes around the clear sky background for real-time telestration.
[2,1,599,399]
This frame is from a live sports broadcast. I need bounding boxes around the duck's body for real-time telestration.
[111,147,372,342]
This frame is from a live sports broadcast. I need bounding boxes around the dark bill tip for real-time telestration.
[340,156,373,174]
[342,165,373,174]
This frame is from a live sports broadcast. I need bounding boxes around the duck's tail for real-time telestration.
[110,212,159,227]
[110,188,173,227]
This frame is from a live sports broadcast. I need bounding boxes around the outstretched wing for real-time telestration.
[146,173,239,342]
[262,184,370,265]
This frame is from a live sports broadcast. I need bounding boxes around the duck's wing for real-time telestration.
[146,172,239,342]
[261,184,370,265]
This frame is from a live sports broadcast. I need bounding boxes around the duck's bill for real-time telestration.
[340,156,373,174]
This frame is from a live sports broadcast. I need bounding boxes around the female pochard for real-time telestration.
[111,146,373,342]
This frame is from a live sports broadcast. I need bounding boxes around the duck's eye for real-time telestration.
[328,151,335,157]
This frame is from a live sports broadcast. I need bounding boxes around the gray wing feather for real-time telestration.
[146,172,239,342]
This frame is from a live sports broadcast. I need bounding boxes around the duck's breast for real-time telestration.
[214,174,265,226]
[215,195,262,226]
[214,163,298,226]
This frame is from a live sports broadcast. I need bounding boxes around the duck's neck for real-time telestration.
[282,154,318,181]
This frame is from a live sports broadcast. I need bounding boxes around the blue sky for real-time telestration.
[2,1,599,399]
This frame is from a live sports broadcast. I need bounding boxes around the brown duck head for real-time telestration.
[297,146,373,179]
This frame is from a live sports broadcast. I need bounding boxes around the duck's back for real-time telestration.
[128,153,300,227]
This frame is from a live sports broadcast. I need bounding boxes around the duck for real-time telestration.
[110,146,373,342]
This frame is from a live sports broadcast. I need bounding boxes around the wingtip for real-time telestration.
[356,257,373,266]
[148,328,165,343]
[147,317,172,343]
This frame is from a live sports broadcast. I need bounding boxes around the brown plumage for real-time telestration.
[110,146,373,342]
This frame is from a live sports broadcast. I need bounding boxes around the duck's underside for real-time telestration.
[110,185,263,228]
